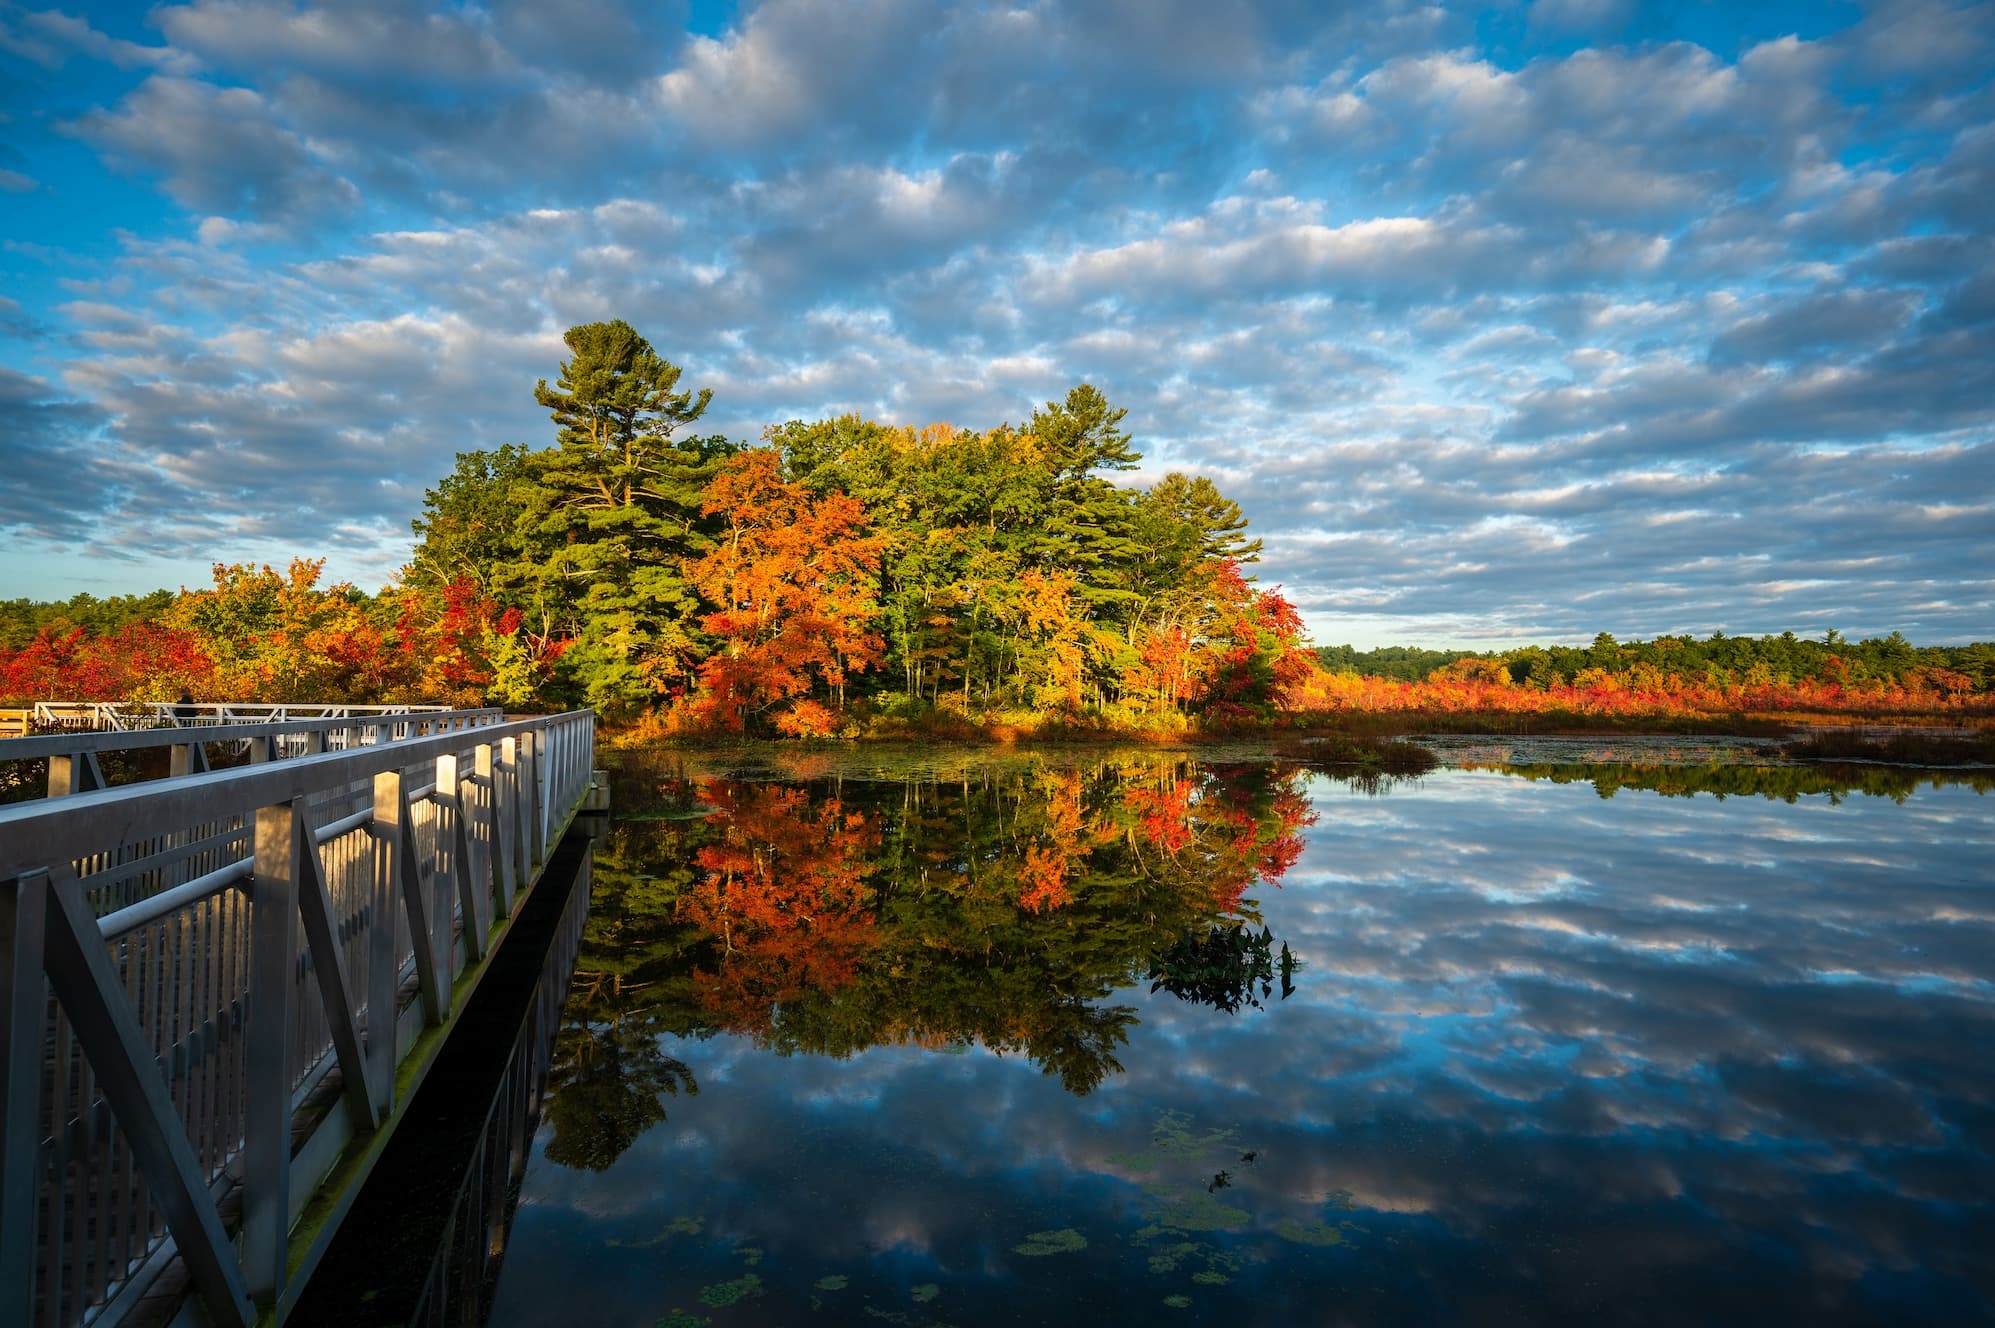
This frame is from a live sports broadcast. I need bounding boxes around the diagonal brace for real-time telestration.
[293,803,381,1131]
[39,866,254,1328]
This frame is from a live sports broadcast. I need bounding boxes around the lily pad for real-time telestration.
[1013,1228,1088,1256]
[697,1274,764,1307]
[1275,1219,1349,1246]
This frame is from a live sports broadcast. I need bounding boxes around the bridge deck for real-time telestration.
[0,708,597,1327]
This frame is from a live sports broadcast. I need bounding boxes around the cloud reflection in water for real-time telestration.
[491,757,1994,1326]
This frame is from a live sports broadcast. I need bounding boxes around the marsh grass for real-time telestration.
[1780,729,1995,767]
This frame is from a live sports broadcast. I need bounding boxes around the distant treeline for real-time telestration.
[0,591,174,651]
[1319,632,1995,691]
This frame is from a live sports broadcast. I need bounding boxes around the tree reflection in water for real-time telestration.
[543,754,1319,1167]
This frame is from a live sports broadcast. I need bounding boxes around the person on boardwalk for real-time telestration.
[172,688,198,722]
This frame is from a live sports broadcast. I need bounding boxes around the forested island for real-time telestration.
[3,320,1991,736]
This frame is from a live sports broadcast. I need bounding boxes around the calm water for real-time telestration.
[485,745,1994,1326]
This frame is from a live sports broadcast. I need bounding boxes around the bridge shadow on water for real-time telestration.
[291,815,600,1328]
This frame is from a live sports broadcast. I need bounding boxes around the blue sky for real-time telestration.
[1,0,1990,647]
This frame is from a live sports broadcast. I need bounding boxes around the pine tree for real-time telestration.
[515,320,736,712]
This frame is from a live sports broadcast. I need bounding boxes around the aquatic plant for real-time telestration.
[1013,1228,1088,1256]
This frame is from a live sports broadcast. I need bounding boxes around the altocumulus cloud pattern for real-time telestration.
[0,0,1990,645]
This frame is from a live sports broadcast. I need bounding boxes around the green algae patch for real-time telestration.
[697,1274,764,1307]
[657,1312,710,1328]
[1163,1295,1193,1309]
[1148,1189,1249,1232]
[1013,1228,1088,1256]
[814,1275,850,1292]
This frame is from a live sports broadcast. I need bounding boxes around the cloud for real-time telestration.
[0,7,197,73]
[0,367,119,540]
[68,75,359,221]
[2,0,1990,639]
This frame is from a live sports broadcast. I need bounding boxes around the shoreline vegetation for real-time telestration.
[3,319,1991,742]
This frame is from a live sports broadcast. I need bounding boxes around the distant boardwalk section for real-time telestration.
[0,706,598,1327]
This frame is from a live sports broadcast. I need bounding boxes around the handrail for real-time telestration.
[0,709,504,761]
[28,701,461,733]
[0,714,555,878]
[0,708,598,1328]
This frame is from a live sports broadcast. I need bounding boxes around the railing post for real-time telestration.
[47,750,107,796]
[0,872,48,1327]
[170,741,209,778]
[501,736,526,899]
[466,745,498,921]
[367,773,403,1116]
[245,803,299,1307]
[520,728,545,869]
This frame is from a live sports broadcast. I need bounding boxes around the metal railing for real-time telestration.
[2,709,507,798]
[27,702,463,733]
[0,708,597,1327]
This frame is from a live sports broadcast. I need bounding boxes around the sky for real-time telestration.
[0,0,1991,649]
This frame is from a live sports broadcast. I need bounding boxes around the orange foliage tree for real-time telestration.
[682,449,886,734]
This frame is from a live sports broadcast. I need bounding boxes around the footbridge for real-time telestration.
[0,707,601,1326]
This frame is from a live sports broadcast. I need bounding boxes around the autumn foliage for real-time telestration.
[0,558,557,708]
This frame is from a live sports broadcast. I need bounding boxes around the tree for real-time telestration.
[682,449,886,734]
[1024,385,1144,606]
[513,321,735,713]
[406,443,535,596]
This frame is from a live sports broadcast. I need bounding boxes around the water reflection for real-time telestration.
[491,751,1995,1327]
[549,756,1313,1144]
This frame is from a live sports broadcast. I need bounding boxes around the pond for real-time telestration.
[484,743,1995,1327]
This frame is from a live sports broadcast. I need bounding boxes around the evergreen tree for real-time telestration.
[515,320,736,712]
[1025,385,1144,608]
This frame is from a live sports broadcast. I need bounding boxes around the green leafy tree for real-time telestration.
[407,443,535,597]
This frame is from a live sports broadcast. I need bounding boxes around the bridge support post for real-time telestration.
[367,773,404,1118]
[0,872,48,1328]
[500,737,523,906]
[520,729,545,870]
[169,742,208,779]
[475,743,505,917]
[245,803,300,1307]
[47,751,107,797]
